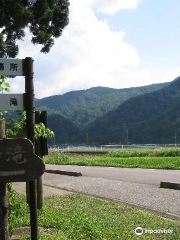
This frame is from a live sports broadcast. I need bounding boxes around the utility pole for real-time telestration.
[175,132,177,147]
[126,129,128,145]
[86,132,89,146]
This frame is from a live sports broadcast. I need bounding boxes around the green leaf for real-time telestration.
[4,83,10,88]
[5,88,10,92]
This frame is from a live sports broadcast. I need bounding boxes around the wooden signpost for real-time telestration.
[0,138,45,183]
[0,57,43,240]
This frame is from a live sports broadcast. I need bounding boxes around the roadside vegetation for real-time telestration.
[9,188,180,240]
[44,148,180,169]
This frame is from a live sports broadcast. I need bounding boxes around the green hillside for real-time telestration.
[87,77,180,144]
[36,83,169,128]
[47,114,82,145]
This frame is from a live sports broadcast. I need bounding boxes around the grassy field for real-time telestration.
[9,189,180,240]
[44,148,180,169]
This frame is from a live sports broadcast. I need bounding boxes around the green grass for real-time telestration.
[9,190,180,239]
[108,148,180,157]
[44,151,180,169]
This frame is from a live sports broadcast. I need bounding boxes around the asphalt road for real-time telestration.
[44,165,180,219]
[46,164,180,186]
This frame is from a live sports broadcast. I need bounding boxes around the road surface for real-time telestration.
[46,165,180,186]
[44,165,180,219]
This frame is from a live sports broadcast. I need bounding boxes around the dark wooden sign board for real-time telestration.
[0,138,45,183]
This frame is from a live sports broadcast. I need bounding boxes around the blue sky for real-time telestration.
[106,0,180,72]
[11,0,180,98]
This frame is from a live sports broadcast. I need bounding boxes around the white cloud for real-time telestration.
[152,68,180,85]
[10,0,160,99]
[91,0,140,15]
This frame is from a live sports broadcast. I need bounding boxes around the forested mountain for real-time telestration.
[36,83,169,128]
[47,114,82,145]
[36,79,180,145]
[87,77,180,144]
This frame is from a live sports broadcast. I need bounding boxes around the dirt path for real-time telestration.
[13,182,73,197]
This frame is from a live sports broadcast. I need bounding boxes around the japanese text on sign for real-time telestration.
[0,59,23,76]
[0,94,24,111]
[10,98,18,106]
[0,145,27,165]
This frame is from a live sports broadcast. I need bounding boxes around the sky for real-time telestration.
[9,0,180,99]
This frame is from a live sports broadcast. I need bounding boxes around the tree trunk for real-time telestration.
[0,119,10,240]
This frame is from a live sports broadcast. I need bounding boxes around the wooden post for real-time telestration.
[41,111,48,156]
[35,111,48,209]
[35,111,44,209]
[24,57,38,240]
[0,119,10,240]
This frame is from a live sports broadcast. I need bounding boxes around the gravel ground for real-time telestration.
[13,182,73,197]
